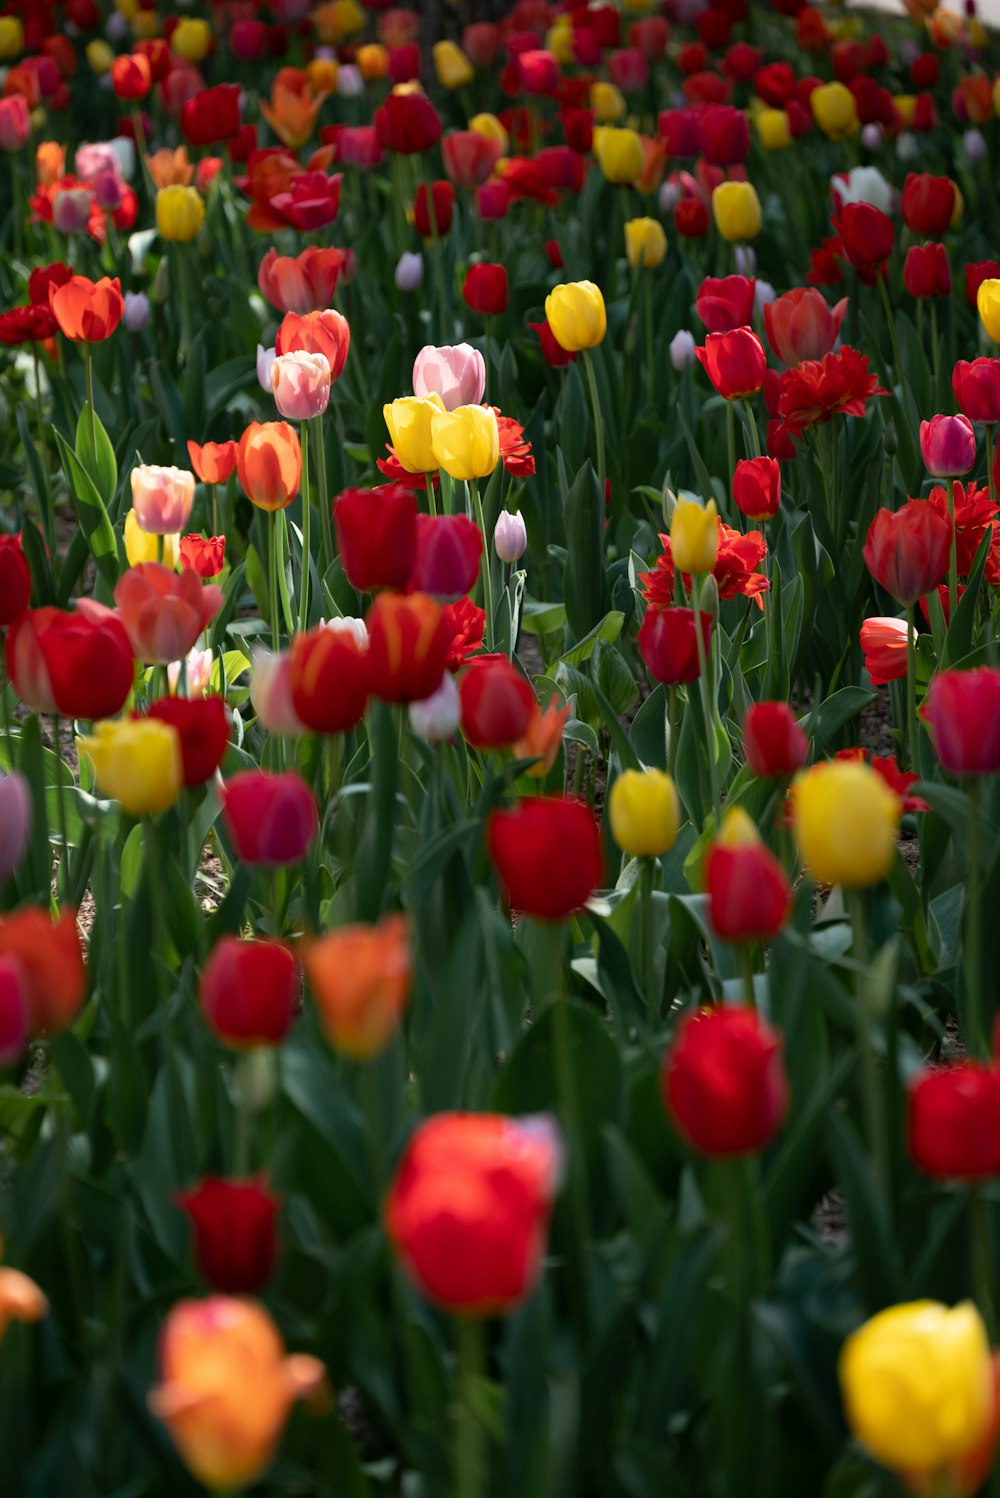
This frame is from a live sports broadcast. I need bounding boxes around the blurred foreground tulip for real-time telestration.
[6,606,135,719]
[792,760,901,887]
[711,181,761,242]
[115,564,223,665]
[922,667,1000,776]
[79,717,182,817]
[661,1005,788,1155]
[302,913,411,1061]
[488,796,602,920]
[0,906,85,1036]
[219,770,318,867]
[199,936,298,1049]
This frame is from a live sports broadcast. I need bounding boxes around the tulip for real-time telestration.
[171,17,212,62]
[375,91,442,156]
[704,808,791,943]
[459,658,535,750]
[922,667,1000,776]
[661,1004,788,1155]
[908,1064,1000,1180]
[430,406,500,482]
[275,309,349,384]
[792,759,901,887]
[764,286,847,366]
[123,291,150,332]
[199,936,298,1049]
[756,108,791,150]
[487,795,602,921]
[256,345,276,393]
[711,181,762,243]
[219,771,318,867]
[237,422,301,512]
[130,463,195,535]
[544,281,607,352]
[0,772,31,885]
[270,350,331,422]
[902,172,956,238]
[670,329,697,370]
[412,344,485,413]
[675,197,710,239]
[833,202,895,271]
[366,593,452,704]
[302,913,411,1061]
[146,697,229,787]
[953,359,1000,426]
[920,413,976,477]
[860,616,912,687]
[670,498,718,574]
[179,535,225,580]
[733,457,781,521]
[593,126,643,185]
[48,275,124,342]
[609,768,679,857]
[839,1302,992,1479]
[384,394,446,474]
[0,1264,47,1343]
[180,87,241,148]
[0,957,29,1068]
[811,80,860,138]
[52,189,94,238]
[695,275,755,336]
[256,246,342,316]
[178,1178,281,1295]
[442,130,503,191]
[743,702,807,779]
[111,53,153,100]
[696,328,767,399]
[494,511,527,564]
[463,264,508,317]
[124,511,180,569]
[433,39,473,90]
[156,185,204,243]
[624,217,667,270]
[79,717,182,817]
[977,280,1000,344]
[413,181,455,238]
[638,606,711,685]
[409,672,461,743]
[0,906,84,1036]
[409,515,482,600]
[0,96,30,153]
[862,502,951,606]
[249,648,303,737]
[6,606,135,720]
[187,440,237,487]
[512,699,570,779]
[385,1112,561,1313]
[115,563,223,665]
[290,624,369,736]
[334,484,417,592]
[0,536,30,626]
[148,1297,325,1491]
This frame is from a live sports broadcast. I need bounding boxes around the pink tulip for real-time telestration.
[130,463,195,535]
[920,413,976,477]
[0,96,31,153]
[52,188,93,235]
[412,343,485,412]
[270,350,331,421]
[0,772,31,885]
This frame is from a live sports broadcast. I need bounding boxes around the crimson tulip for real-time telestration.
[147,697,229,786]
[661,1004,788,1156]
[0,536,30,627]
[704,827,792,943]
[199,936,297,1047]
[695,328,767,400]
[412,182,455,238]
[180,85,241,147]
[487,796,602,921]
[832,202,894,272]
[904,243,950,299]
[862,502,951,606]
[743,702,807,778]
[374,93,442,154]
[901,172,956,238]
[463,263,508,316]
[6,606,134,720]
[908,1064,1000,1180]
[922,667,1000,776]
[408,515,482,601]
[459,658,535,749]
[219,770,318,866]
[366,594,451,704]
[334,484,418,593]
[953,359,1000,426]
[733,457,781,521]
[638,606,711,685]
[178,1178,281,1294]
[695,274,756,335]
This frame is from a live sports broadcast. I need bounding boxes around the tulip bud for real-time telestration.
[123,290,150,332]
[131,463,195,535]
[151,255,170,304]
[494,510,527,563]
[408,672,460,743]
[337,64,364,98]
[965,128,987,163]
[544,281,607,352]
[53,189,93,236]
[699,573,720,619]
[661,481,678,527]
[609,768,680,857]
[395,251,424,292]
[669,329,696,371]
[883,418,898,456]
[861,123,884,150]
[670,497,718,575]
[271,350,331,422]
[0,772,32,884]
[256,344,276,393]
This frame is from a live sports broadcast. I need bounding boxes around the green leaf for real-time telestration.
[563,461,609,639]
[52,428,119,591]
[556,610,624,669]
[75,401,117,507]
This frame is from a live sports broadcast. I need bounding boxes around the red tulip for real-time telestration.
[0,956,29,1068]
[743,702,807,778]
[459,658,535,749]
[219,770,318,866]
[334,483,418,592]
[290,624,369,735]
[966,260,1000,307]
[518,49,559,94]
[903,243,950,299]
[179,535,226,579]
[558,106,594,153]
[831,202,894,272]
[487,795,602,921]
[256,246,342,315]
[374,92,442,154]
[659,108,703,156]
[862,502,951,606]
[0,536,31,627]
[661,1004,788,1156]
[385,1111,560,1314]
[699,104,750,165]
[704,828,791,943]
[530,317,577,367]
[0,906,85,1037]
[408,515,482,601]
[180,84,241,147]
[412,181,455,238]
[6,606,134,719]
[732,456,781,520]
[674,197,710,238]
[110,53,152,101]
[860,616,911,687]
[953,358,1000,426]
[366,593,451,704]
[922,667,1000,776]
[146,697,229,786]
[442,130,503,190]
[908,1064,1000,1180]
[275,310,349,384]
[695,274,756,335]
[638,606,711,685]
[463,263,508,317]
[695,327,766,400]
[114,563,223,666]
[178,1177,280,1294]
[199,935,297,1047]
[901,172,956,238]
[920,413,976,477]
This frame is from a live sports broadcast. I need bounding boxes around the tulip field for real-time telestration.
[10,0,1000,1494]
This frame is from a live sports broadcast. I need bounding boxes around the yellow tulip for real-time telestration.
[811,80,859,139]
[839,1301,992,1477]
[545,281,607,352]
[970,16,988,48]
[131,10,160,39]
[977,280,1000,343]
[894,93,917,126]
[430,405,499,481]
[716,806,760,848]
[591,81,627,125]
[546,17,575,65]
[712,181,762,242]
[124,511,180,569]
[470,114,509,153]
[306,59,338,95]
[756,108,791,151]
[0,17,23,59]
[156,185,205,243]
[384,394,446,474]
[792,760,901,888]
[609,769,680,857]
[79,718,183,817]
[433,40,474,91]
[86,39,115,75]
[593,127,644,186]
[355,44,389,82]
[313,0,366,45]
[170,17,211,63]
[670,498,718,575]
[624,217,667,270]
[115,0,138,17]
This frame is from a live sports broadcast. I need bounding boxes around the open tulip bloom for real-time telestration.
[9,6,1000,1497]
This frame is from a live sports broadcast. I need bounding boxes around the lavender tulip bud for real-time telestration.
[0,772,32,884]
[494,510,527,563]
[861,123,884,151]
[256,343,276,393]
[395,252,424,292]
[124,291,150,332]
[669,329,696,371]
[409,672,460,743]
[964,128,987,163]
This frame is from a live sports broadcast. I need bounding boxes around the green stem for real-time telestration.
[233,1052,253,1177]
[966,781,984,1058]
[739,944,756,1008]
[638,857,655,1014]
[726,400,736,497]
[692,575,721,825]
[298,419,311,634]
[470,478,494,652]
[930,297,941,403]
[209,482,218,538]
[971,1187,997,1340]
[946,478,958,623]
[31,345,53,554]
[312,415,333,580]
[906,606,917,772]
[453,1316,486,1498]
[848,892,892,1212]
[268,509,279,654]
[581,350,606,501]
[988,425,997,515]
[83,344,96,474]
[52,716,70,903]
[425,469,437,519]
[876,269,905,409]
[643,272,654,406]
[667,685,677,780]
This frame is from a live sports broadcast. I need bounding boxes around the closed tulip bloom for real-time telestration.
[488,795,602,920]
[792,759,901,887]
[171,17,212,63]
[463,264,508,317]
[409,671,460,743]
[711,181,762,242]
[237,422,301,511]
[624,217,667,269]
[131,463,195,535]
[412,181,455,238]
[0,772,31,885]
[593,126,643,185]
[764,286,848,366]
[412,344,485,412]
[433,39,473,90]
[0,906,85,1037]
[839,1302,992,1478]
[922,667,1000,776]
[124,511,181,569]
[6,606,135,720]
[367,593,451,704]
[409,514,482,600]
[756,108,791,150]
[256,246,341,316]
[384,394,446,474]
[695,275,756,335]
[833,202,895,271]
[638,605,711,684]
[219,770,318,867]
[0,1265,47,1342]
[545,281,607,352]
[199,936,297,1048]
[811,80,859,138]
[49,275,124,341]
[908,1064,1000,1180]
[459,658,535,749]
[430,405,499,482]
[920,413,976,477]
[0,536,30,626]
[862,502,951,606]
[385,1111,561,1314]
[334,484,417,592]
[178,1178,280,1295]
[148,1298,325,1492]
[270,350,331,421]
[156,185,204,243]
[146,697,229,786]
[696,328,767,399]
[0,96,30,152]
[0,957,29,1068]
[249,649,303,737]
[977,280,1000,344]
[186,440,237,486]
[442,130,503,190]
[743,702,807,778]
[670,497,718,574]
[111,53,153,100]
[302,913,411,1061]
[79,717,182,817]
[275,309,350,384]
[904,243,951,299]
[609,768,679,856]
[290,624,369,735]
[953,359,1000,425]
[704,808,791,942]
[494,510,527,563]
[860,616,913,687]
[115,563,223,665]
[733,457,781,521]
[661,1005,788,1155]
[902,172,956,238]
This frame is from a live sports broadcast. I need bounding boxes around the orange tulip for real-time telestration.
[260,69,328,151]
[0,906,85,1036]
[0,1266,48,1343]
[513,698,571,778]
[35,139,64,185]
[236,422,301,512]
[302,914,411,1061]
[147,145,194,188]
[48,275,125,342]
[187,439,238,486]
[275,309,350,384]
